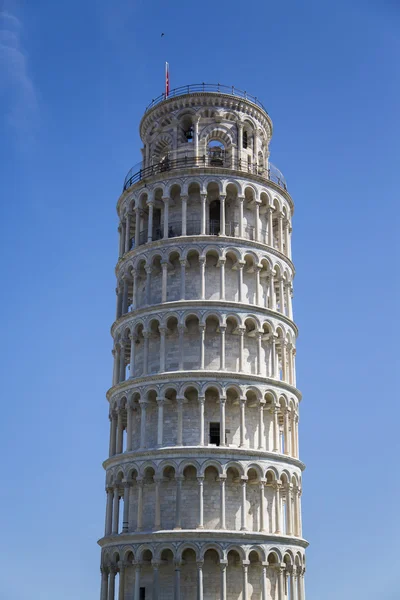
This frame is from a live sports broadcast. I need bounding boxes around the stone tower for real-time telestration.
[99,84,307,600]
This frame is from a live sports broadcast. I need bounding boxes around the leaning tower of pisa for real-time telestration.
[99,84,307,600]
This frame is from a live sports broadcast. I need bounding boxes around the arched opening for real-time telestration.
[159,548,174,598]
[226,466,241,530]
[208,139,225,166]
[227,550,242,600]
[182,466,198,529]
[181,548,197,597]
[203,549,221,598]
[209,199,220,235]
[160,466,176,530]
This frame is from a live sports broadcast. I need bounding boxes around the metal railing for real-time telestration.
[145,83,268,113]
[123,155,287,192]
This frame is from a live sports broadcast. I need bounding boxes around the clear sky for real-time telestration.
[0,0,399,598]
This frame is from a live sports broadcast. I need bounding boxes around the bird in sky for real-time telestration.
[161,33,165,37]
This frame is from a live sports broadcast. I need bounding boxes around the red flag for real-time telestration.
[165,62,170,98]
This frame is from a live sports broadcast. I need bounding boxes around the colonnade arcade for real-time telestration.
[100,546,305,600]
[117,180,293,259]
[104,460,302,538]
[112,312,296,387]
[115,246,293,321]
[108,384,299,458]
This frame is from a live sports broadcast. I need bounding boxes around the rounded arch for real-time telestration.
[200,459,223,477]
[223,460,245,477]
[177,542,200,561]
[200,543,223,560]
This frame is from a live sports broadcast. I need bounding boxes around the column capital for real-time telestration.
[238,195,245,202]
[242,560,250,567]
[156,396,165,405]
[180,193,188,201]
[219,560,228,570]
[197,475,204,483]
[240,476,248,483]
[219,193,226,200]
[219,395,226,404]
[196,561,204,569]
[198,395,205,404]
[139,399,148,407]
[180,258,188,267]
[161,196,169,203]
[146,199,155,206]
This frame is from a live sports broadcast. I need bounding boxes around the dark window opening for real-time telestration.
[243,131,248,149]
[209,422,220,446]
[140,588,145,600]
[209,199,220,235]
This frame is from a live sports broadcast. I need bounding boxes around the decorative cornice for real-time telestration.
[98,529,309,550]
[102,446,306,472]
[106,371,302,402]
[111,299,298,338]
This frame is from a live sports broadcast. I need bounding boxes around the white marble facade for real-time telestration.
[99,85,307,600]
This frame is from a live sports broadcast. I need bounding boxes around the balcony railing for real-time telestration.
[144,83,268,113]
[123,155,287,192]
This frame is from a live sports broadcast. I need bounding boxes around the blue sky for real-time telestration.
[0,0,399,598]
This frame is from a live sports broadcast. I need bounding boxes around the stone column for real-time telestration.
[219,396,226,447]
[255,202,260,241]
[122,482,130,533]
[269,272,276,310]
[152,562,160,600]
[161,261,168,302]
[109,412,117,456]
[219,258,226,300]
[239,397,246,447]
[112,349,119,386]
[194,117,200,159]
[177,397,184,445]
[100,567,109,600]
[163,197,169,238]
[255,266,261,305]
[238,122,243,154]
[261,565,268,600]
[116,408,123,454]
[118,224,124,258]
[136,480,144,531]
[290,566,298,600]
[259,480,266,532]
[147,201,154,242]
[108,567,116,600]
[139,401,147,449]
[125,213,131,253]
[157,397,164,446]
[220,561,227,600]
[118,344,126,383]
[105,487,113,536]
[154,479,161,529]
[116,285,123,319]
[278,213,284,253]
[239,328,245,371]
[277,567,285,600]
[197,562,204,600]
[199,396,205,445]
[271,336,277,379]
[220,194,226,235]
[274,482,282,534]
[298,568,306,600]
[278,276,285,314]
[180,259,186,299]
[197,477,204,528]
[178,325,185,370]
[143,332,149,375]
[133,564,141,600]
[200,193,207,234]
[159,327,166,372]
[129,334,136,379]
[134,208,140,248]
[219,475,226,529]
[133,270,139,309]
[145,266,152,305]
[267,207,274,246]
[286,484,293,535]
[199,257,206,299]
[272,403,280,452]
[257,331,262,375]
[284,219,290,257]
[220,326,226,370]
[288,224,293,259]
[112,487,120,534]
[122,278,129,314]
[199,325,205,370]
[175,477,183,529]
[258,401,265,449]
[284,408,290,455]
[238,261,244,302]
[238,196,245,237]
[242,561,249,600]
[240,477,248,530]
[282,340,288,382]
[174,562,181,600]
[288,344,294,385]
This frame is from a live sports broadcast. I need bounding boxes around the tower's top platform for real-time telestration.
[144,83,268,115]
